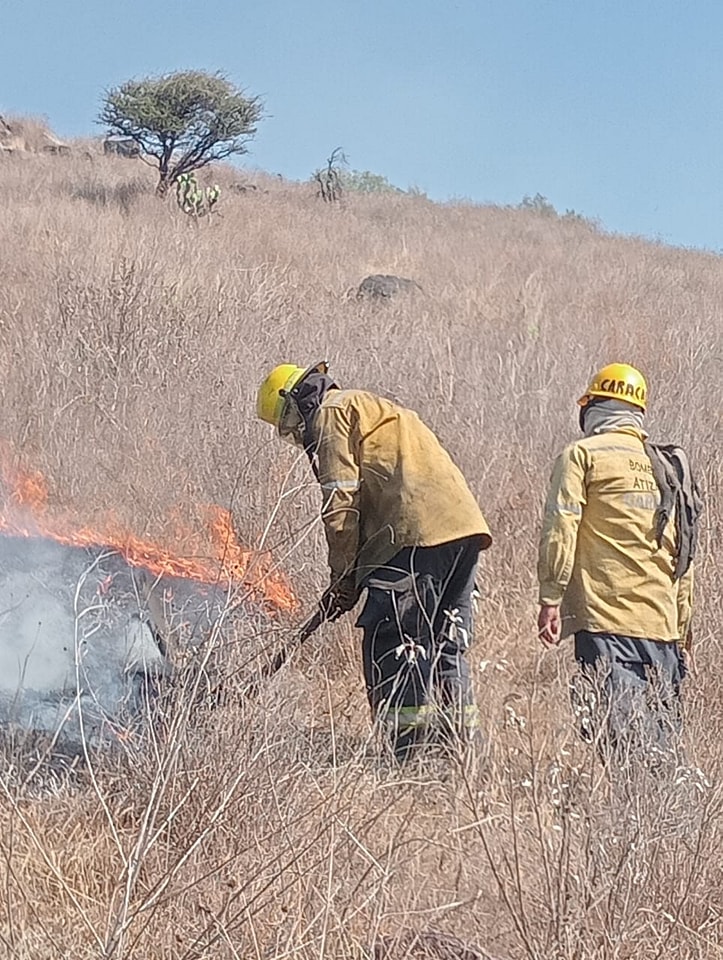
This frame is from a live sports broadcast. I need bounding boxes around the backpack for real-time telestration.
[643,442,703,580]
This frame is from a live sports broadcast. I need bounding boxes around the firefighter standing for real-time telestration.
[257,362,492,761]
[537,363,701,765]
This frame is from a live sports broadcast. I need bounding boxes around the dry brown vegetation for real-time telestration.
[0,115,69,155]
[0,143,721,959]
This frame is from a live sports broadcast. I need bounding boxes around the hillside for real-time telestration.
[0,146,721,959]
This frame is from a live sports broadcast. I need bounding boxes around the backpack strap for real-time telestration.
[643,441,703,580]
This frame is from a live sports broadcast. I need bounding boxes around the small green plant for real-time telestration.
[519,193,593,226]
[341,169,402,195]
[175,173,220,222]
[405,184,428,199]
[562,207,590,223]
[519,193,558,217]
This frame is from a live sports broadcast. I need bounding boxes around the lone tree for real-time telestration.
[99,70,263,196]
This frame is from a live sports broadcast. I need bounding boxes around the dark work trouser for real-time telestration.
[573,631,686,766]
[355,535,483,760]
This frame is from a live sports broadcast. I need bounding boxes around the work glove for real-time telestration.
[319,579,358,622]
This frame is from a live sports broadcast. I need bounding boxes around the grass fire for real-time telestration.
[0,446,296,759]
[0,451,296,607]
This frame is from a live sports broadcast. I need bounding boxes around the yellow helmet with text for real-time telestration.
[256,362,329,429]
[578,362,648,411]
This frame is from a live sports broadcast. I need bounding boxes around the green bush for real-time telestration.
[341,169,403,194]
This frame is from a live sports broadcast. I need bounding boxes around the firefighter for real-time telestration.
[257,362,492,761]
[537,362,701,766]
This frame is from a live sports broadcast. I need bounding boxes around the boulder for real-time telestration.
[42,135,70,155]
[0,116,70,156]
[356,274,423,301]
[104,138,141,158]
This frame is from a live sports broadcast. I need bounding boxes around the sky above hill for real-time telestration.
[1,0,722,251]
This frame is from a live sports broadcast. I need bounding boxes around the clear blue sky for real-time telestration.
[2,0,722,250]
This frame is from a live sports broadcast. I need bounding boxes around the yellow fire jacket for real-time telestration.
[312,389,492,588]
[538,427,693,642]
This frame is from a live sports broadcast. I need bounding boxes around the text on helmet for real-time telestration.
[598,378,646,403]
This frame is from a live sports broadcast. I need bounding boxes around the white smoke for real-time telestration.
[0,535,165,745]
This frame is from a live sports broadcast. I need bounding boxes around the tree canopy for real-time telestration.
[99,70,263,194]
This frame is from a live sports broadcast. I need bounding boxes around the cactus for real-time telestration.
[174,173,221,221]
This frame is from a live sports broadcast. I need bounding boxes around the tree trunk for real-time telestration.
[156,142,174,197]
[156,173,170,198]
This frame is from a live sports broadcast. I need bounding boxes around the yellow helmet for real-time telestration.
[256,362,329,429]
[578,362,648,411]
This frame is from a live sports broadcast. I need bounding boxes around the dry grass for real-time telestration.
[0,146,721,959]
[0,115,67,153]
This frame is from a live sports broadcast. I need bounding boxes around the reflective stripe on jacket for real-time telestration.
[312,390,491,588]
[538,427,694,642]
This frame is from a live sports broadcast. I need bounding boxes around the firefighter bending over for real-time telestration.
[257,362,492,762]
[537,362,701,766]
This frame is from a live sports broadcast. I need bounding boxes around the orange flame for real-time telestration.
[0,456,296,612]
